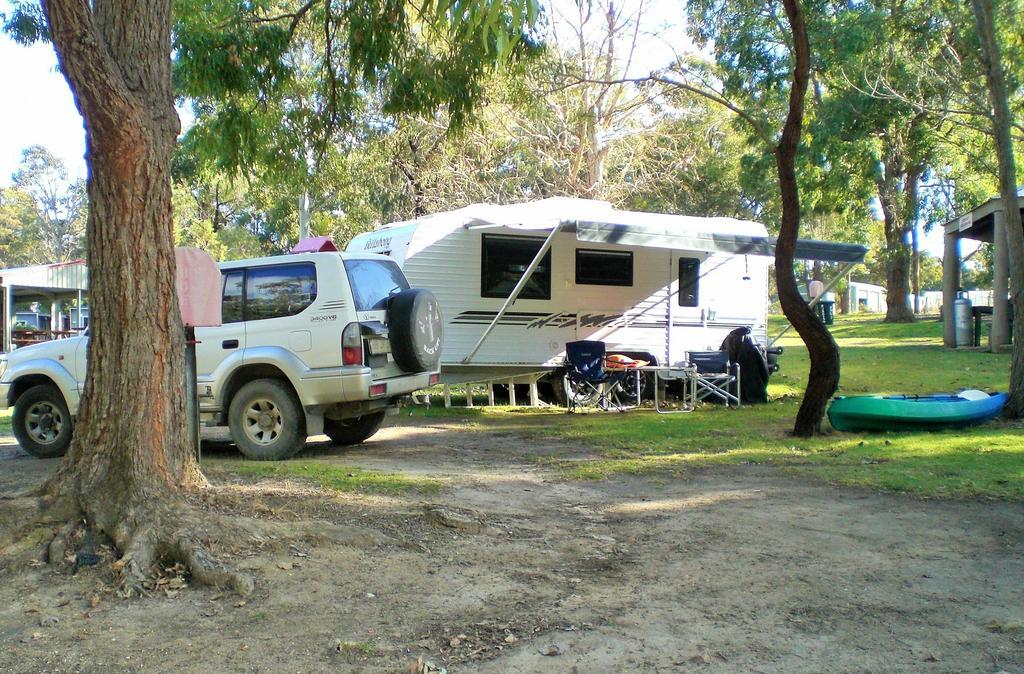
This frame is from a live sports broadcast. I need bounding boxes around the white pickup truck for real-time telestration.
[0,251,442,460]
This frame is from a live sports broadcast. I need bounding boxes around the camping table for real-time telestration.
[634,365,698,414]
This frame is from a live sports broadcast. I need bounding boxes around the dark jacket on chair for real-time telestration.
[720,327,771,404]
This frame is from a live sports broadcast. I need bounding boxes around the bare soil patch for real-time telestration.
[1,417,1022,672]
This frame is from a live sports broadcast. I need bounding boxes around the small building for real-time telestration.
[940,188,1020,351]
[0,260,89,352]
[847,281,887,313]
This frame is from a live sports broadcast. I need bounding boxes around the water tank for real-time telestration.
[954,293,973,347]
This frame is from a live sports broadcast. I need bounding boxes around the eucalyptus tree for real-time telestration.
[10,145,87,263]
[1,0,536,592]
[968,0,1024,417]
[681,0,843,434]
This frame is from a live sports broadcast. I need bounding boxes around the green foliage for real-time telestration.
[0,1,48,44]
[0,146,86,265]
[0,187,42,266]
[168,0,539,253]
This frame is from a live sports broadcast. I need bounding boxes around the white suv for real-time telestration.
[0,252,442,460]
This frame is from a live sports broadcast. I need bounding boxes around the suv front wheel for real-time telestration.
[228,379,307,460]
[12,384,74,458]
[324,411,386,446]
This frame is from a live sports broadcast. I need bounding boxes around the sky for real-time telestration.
[0,1,955,257]
[0,30,86,183]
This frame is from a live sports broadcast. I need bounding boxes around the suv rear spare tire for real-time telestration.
[13,384,74,458]
[228,379,306,460]
[324,411,386,446]
[388,288,443,373]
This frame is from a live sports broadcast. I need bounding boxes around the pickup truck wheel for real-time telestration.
[228,379,306,460]
[324,411,386,446]
[13,384,74,458]
[388,288,443,372]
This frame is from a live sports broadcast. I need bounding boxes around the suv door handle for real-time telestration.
[222,339,239,349]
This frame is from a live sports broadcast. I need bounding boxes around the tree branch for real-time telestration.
[42,0,142,152]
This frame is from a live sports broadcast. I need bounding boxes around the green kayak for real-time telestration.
[827,390,1008,432]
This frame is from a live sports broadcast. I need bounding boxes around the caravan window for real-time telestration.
[481,234,551,300]
[678,258,700,307]
[575,249,632,286]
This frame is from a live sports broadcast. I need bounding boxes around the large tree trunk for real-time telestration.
[776,0,838,437]
[970,0,1024,418]
[33,0,244,590]
[877,183,915,323]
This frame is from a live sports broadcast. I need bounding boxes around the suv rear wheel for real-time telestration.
[228,379,306,460]
[13,384,74,458]
[324,411,386,446]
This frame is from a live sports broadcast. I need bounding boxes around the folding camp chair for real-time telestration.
[686,351,741,406]
[563,340,632,412]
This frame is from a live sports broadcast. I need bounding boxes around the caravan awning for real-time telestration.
[453,197,868,263]
[574,221,865,262]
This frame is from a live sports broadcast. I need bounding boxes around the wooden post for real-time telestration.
[507,379,516,406]
[529,380,539,407]
[991,208,1011,350]
[487,382,495,406]
[465,383,474,407]
[942,228,960,348]
[443,384,452,408]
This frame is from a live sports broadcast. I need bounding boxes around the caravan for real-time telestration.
[347,197,865,396]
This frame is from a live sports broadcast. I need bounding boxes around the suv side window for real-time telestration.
[245,263,318,321]
[222,271,244,323]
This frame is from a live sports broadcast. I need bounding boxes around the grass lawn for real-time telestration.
[207,460,443,495]
[2,315,1018,500]
[410,314,1023,500]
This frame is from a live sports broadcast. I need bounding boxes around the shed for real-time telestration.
[940,188,1020,350]
[847,281,887,313]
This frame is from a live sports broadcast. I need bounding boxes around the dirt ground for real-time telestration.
[1,416,1022,673]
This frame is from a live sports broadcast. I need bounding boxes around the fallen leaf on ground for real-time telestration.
[538,644,562,656]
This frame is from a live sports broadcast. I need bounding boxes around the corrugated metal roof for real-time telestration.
[0,260,88,290]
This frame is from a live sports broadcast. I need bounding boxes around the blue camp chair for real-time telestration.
[563,340,631,412]
[687,350,741,406]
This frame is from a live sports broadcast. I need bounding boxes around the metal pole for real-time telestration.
[665,252,674,366]
[4,285,12,352]
[462,223,563,364]
[991,209,1010,350]
[942,229,961,347]
[185,327,200,461]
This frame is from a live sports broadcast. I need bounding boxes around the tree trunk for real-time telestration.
[970,0,1024,418]
[776,0,838,437]
[40,0,215,584]
[911,220,921,313]
[878,188,915,323]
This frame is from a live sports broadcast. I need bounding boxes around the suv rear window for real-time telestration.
[344,258,410,311]
[246,263,318,320]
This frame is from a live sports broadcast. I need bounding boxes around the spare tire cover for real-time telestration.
[389,288,443,372]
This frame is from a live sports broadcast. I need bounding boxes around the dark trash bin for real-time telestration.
[820,300,835,325]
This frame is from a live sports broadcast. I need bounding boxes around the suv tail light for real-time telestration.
[342,322,363,365]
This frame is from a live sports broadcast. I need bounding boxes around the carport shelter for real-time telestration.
[941,188,1020,351]
[0,260,89,352]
